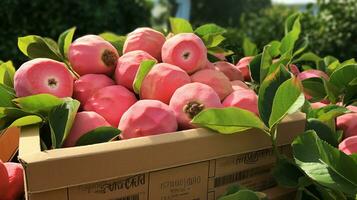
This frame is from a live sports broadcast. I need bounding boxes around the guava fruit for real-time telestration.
[222,89,259,115]
[339,136,357,155]
[214,61,243,81]
[3,162,24,200]
[236,56,253,81]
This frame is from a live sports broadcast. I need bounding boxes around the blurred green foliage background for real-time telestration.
[0,0,356,67]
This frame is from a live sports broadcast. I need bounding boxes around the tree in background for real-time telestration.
[0,0,152,66]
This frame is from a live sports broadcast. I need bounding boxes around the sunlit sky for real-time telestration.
[272,0,316,4]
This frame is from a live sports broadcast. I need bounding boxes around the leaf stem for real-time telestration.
[270,125,282,160]
[64,60,80,79]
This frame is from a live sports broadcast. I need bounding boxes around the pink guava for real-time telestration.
[339,136,357,155]
[169,82,222,129]
[63,111,111,147]
[14,58,73,98]
[84,85,137,127]
[336,105,357,138]
[202,60,215,70]
[288,64,300,76]
[114,50,156,91]
[297,69,329,101]
[162,33,207,74]
[119,100,177,139]
[140,63,191,104]
[69,35,119,75]
[191,69,233,100]
[123,28,166,60]
[3,162,24,200]
[213,61,243,81]
[236,56,253,81]
[222,89,259,115]
[73,74,115,106]
[297,69,329,81]
[231,80,250,91]
[0,160,9,199]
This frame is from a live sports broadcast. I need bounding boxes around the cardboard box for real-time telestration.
[18,112,305,200]
[0,127,20,162]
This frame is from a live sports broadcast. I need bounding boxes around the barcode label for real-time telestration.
[214,165,271,187]
[112,194,140,200]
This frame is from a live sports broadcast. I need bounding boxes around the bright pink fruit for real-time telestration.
[123,28,166,60]
[119,100,177,139]
[162,33,207,74]
[214,61,243,81]
[236,56,253,81]
[14,58,73,98]
[191,69,233,100]
[63,111,111,147]
[84,85,137,127]
[169,83,222,129]
[4,162,24,200]
[297,69,329,81]
[336,105,357,138]
[73,74,115,106]
[114,50,156,91]
[339,136,357,155]
[140,63,191,104]
[288,64,300,76]
[203,60,215,70]
[0,160,9,199]
[222,89,259,115]
[231,80,249,91]
[69,35,119,75]
[297,69,329,100]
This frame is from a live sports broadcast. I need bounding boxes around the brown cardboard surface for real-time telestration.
[18,112,305,199]
[28,189,68,200]
[0,127,20,161]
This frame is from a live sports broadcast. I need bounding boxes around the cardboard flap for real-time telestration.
[18,112,305,194]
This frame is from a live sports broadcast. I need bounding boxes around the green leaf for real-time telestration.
[58,27,76,59]
[169,17,193,34]
[243,37,258,57]
[305,119,339,147]
[18,35,63,61]
[260,45,273,83]
[258,65,291,126]
[301,77,327,102]
[267,40,281,58]
[330,64,357,89]
[293,52,321,64]
[219,189,261,200]
[191,107,267,134]
[194,23,226,36]
[285,13,300,35]
[248,54,262,83]
[292,131,357,196]
[293,37,309,58]
[207,47,234,56]
[202,34,225,48]
[269,77,304,127]
[280,15,301,56]
[75,126,121,146]
[132,60,157,94]
[99,32,126,54]
[272,157,305,188]
[323,79,340,104]
[13,94,64,115]
[0,84,16,107]
[48,98,80,148]
[0,61,15,87]
[9,115,42,128]
[343,85,357,105]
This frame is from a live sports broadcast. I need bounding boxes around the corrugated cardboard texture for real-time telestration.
[0,127,19,161]
[19,112,305,199]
